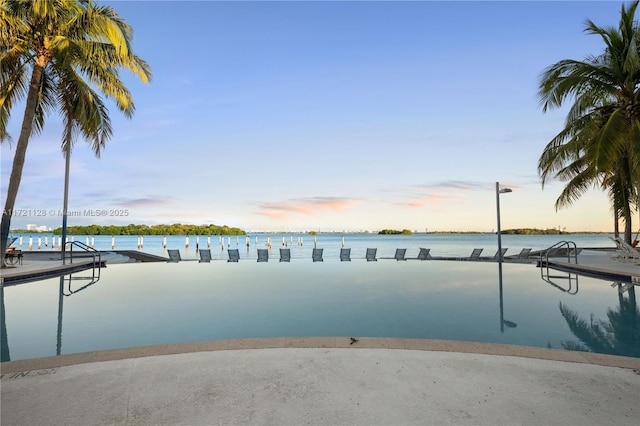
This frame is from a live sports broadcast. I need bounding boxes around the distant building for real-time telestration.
[25,224,50,232]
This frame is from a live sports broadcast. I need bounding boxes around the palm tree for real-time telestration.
[0,0,151,266]
[538,1,640,244]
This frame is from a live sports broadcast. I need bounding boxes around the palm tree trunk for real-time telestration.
[0,65,44,268]
[61,143,71,264]
[624,207,633,245]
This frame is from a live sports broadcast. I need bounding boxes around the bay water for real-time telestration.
[10,232,616,260]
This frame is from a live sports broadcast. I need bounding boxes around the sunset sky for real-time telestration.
[0,1,625,232]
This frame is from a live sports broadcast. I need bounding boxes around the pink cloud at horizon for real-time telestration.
[394,192,468,209]
[256,197,363,220]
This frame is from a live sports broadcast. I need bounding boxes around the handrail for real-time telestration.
[539,240,579,294]
[64,240,100,264]
[541,240,578,265]
[63,240,101,284]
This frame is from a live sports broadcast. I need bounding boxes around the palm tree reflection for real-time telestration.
[0,272,100,363]
[56,276,65,356]
[559,284,639,357]
[1,283,10,362]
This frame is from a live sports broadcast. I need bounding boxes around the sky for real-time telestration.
[0,0,629,233]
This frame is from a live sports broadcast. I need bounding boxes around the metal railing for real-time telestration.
[539,241,579,294]
[63,241,101,284]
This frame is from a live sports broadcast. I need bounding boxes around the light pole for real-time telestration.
[496,182,512,263]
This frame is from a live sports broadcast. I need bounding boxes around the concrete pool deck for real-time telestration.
[539,247,640,282]
[0,252,105,285]
[1,338,639,425]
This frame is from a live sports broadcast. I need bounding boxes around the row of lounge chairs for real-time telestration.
[167,247,534,263]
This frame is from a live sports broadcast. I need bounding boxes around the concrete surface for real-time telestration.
[2,339,639,426]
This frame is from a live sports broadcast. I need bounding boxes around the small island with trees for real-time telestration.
[378,229,413,235]
[500,228,570,235]
[50,223,246,236]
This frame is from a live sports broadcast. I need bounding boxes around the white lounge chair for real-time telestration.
[394,248,407,261]
[312,248,323,262]
[340,248,351,261]
[366,248,377,261]
[280,248,291,262]
[227,249,240,262]
[199,249,212,263]
[610,237,640,262]
[167,249,181,263]
[257,248,268,262]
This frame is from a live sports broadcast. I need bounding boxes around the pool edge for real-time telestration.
[2,337,639,374]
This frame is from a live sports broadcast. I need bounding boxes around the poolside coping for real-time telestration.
[2,337,639,375]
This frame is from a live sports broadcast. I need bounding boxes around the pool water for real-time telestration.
[1,259,638,362]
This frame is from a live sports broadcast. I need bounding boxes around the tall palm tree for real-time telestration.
[538,1,640,244]
[0,0,151,266]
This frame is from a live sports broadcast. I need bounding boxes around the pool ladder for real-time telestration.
[539,241,579,294]
[62,241,102,294]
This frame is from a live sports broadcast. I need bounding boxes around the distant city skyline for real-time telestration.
[0,1,626,233]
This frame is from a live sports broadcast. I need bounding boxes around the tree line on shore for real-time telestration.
[6,226,589,235]
[500,228,569,235]
[47,223,246,236]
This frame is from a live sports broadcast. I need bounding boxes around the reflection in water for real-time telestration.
[3,261,639,361]
[57,276,64,356]
[1,284,9,362]
[1,271,100,361]
[559,284,639,357]
[57,272,101,355]
[540,265,579,294]
[498,263,517,333]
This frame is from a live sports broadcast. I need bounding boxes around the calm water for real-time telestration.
[2,256,638,362]
[9,232,616,260]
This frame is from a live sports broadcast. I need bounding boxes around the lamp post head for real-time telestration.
[502,319,517,328]
[499,188,512,194]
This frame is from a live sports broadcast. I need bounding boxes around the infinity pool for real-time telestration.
[1,259,638,361]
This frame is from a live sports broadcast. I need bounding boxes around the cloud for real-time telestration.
[414,180,488,191]
[390,180,491,209]
[255,210,289,220]
[256,197,362,220]
[81,190,113,199]
[118,197,172,208]
[394,193,460,208]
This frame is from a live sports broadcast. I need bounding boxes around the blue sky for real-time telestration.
[0,0,626,232]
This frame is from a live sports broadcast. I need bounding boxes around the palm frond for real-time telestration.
[539,1,640,232]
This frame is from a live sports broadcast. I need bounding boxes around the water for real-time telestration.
[2,255,638,362]
[9,232,616,260]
